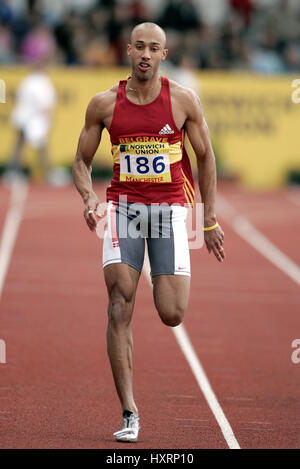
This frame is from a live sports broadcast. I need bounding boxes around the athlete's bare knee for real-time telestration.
[162,314,182,327]
[108,289,134,328]
[108,301,131,327]
[158,306,185,328]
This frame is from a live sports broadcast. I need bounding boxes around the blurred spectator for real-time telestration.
[192,26,225,69]
[0,22,14,63]
[54,11,79,64]
[230,0,255,27]
[106,3,133,64]
[21,24,56,63]
[284,43,300,71]
[130,0,148,24]
[249,46,286,74]
[82,33,118,66]
[0,0,13,24]
[196,0,229,27]
[159,0,200,31]
[265,0,300,43]
[220,13,246,68]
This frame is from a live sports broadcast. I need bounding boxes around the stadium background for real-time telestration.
[0,0,300,188]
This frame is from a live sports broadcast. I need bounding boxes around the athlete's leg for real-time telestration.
[104,262,140,415]
[147,204,190,326]
[7,129,25,171]
[152,274,190,327]
[38,144,52,178]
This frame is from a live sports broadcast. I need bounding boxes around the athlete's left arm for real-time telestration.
[184,90,225,262]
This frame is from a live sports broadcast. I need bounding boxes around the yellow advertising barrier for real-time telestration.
[199,72,300,189]
[0,67,299,188]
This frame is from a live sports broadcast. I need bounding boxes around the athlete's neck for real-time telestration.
[126,74,162,103]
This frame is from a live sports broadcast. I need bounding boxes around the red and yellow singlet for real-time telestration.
[107,76,195,206]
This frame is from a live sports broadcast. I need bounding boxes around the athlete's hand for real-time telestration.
[84,192,103,232]
[204,224,225,262]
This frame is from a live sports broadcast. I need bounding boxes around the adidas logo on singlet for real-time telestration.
[159,124,175,135]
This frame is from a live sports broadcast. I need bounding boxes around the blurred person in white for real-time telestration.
[5,58,57,180]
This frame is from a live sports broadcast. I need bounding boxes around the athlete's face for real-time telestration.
[127,27,168,81]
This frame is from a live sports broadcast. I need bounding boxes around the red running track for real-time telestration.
[0,180,299,449]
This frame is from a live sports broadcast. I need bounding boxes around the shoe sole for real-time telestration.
[114,428,140,443]
[115,437,138,443]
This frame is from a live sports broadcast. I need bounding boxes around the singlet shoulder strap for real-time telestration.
[116,79,127,99]
[160,76,171,101]
[161,75,170,90]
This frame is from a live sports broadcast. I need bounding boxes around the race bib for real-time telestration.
[119,142,171,183]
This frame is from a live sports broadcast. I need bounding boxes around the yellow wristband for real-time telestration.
[203,222,219,231]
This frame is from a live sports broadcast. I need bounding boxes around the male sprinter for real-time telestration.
[73,22,225,443]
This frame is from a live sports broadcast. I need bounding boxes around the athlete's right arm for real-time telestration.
[73,94,104,232]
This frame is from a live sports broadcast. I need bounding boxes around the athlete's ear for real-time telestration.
[127,43,132,56]
[162,49,168,61]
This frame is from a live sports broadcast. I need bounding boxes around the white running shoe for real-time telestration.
[113,411,140,443]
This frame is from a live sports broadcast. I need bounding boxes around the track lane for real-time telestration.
[1,181,299,448]
[183,183,300,449]
[219,183,300,265]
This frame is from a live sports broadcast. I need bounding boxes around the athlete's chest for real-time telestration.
[109,92,185,137]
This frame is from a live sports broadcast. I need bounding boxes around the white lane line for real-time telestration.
[217,193,300,287]
[142,254,241,450]
[0,179,28,300]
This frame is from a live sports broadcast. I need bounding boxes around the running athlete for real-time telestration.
[73,22,225,443]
